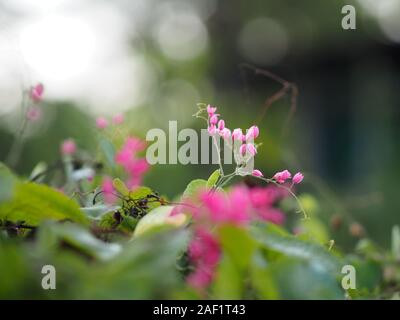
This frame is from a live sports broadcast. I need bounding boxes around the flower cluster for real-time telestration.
[115,136,149,189]
[272,170,304,185]
[206,104,260,166]
[188,185,288,227]
[187,228,221,290]
[176,184,289,290]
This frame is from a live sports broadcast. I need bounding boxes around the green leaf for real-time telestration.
[182,179,207,200]
[212,255,242,299]
[119,215,139,233]
[133,205,187,237]
[37,222,121,261]
[81,205,118,220]
[392,225,400,261]
[252,223,342,274]
[0,182,88,226]
[250,251,280,299]
[206,169,220,189]
[297,218,330,244]
[267,258,344,299]
[128,186,153,200]
[112,178,129,197]
[218,225,257,271]
[0,162,17,203]
[83,229,190,299]
[345,256,382,296]
[29,162,47,182]
[100,138,116,169]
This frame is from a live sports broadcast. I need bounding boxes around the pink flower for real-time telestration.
[209,114,219,125]
[96,117,108,129]
[208,125,217,135]
[217,119,225,131]
[26,106,42,122]
[273,169,292,184]
[206,104,217,116]
[239,144,247,156]
[219,128,231,140]
[252,169,263,177]
[249,186,281,208]
[30,83,44,103]
[292,172,304,184]
[246,125,259,141]
[115,136,149,189]
[102,177,116,204]
[246,143,257,156]
[187,268,213,290]
[257,208,285,225]
[232,128,243,141]
[112,114,124,125]
[199,186,251,225]
[60,139,77,156]
[187,227,221,290]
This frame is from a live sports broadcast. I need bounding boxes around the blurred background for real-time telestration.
[0,0,399,249]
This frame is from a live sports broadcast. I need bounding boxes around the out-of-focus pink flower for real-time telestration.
[232,128,243,141]
[112,114,124,125]
[96,117,108,129]
[187,268,213,290]
[219,128,231,140]
[115,136,149,189]
[217,119,225,131]
[208,125,217,135]
[252,169,263,177]
[199,186,251,225]
[60,139,77,156]
[26,106,42,122]
[207,105,217,116]
[30,83,44,103]
[292,172,304,184]
[187,227,221,290]
[102,177,116,204]
[246,143,257,156]
[257,208,285,225]
[209,114,219,125]
[246,125,259,141]
[273,169,292,184]
[249,186,279,208]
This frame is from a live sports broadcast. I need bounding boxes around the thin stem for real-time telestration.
[256,176,308,220]
[212,135,224,176]
[218,174,236,189]
[214,171,236,190]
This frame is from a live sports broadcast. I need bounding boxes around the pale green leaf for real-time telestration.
[206,169,220,189]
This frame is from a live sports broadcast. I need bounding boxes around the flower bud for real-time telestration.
[247,143,257,156]
[292,172,304,184]
[252,169,263,177]
[217,119,225,131]
[232,128,243,141]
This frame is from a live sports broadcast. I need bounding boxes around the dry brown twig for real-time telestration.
[239,63,298,136]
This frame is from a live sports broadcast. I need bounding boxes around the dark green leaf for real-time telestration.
[0,182,88,225]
